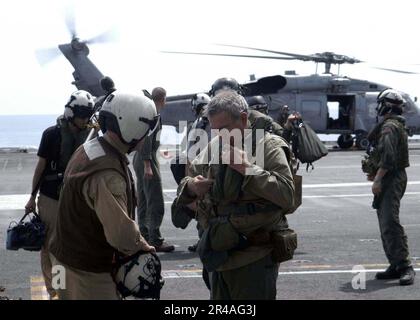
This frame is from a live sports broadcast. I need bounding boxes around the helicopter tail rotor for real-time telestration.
[35,5,118,66]
[35,47,62,66]
[64,4,77,40]
[85,29,119,45]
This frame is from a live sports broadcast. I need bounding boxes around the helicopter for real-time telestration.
[162,45,420,149]
[35,11,114,98]
[36,15,420,149]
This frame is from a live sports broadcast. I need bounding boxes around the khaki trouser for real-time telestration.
[210,254,279,300]
[37,194,59,298]
[49,254,120,300]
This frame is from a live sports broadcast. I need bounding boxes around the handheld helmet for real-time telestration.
[191,93,211,114]
[247,95,268,114]
[64,90,95,120]
[209,77,242,96]
[376,88,405,116]
[113,251,164,299]
[99,91,159,150]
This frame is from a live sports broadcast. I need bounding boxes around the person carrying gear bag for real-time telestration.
[24,89,95,299]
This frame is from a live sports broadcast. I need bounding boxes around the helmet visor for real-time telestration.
[139,114,161,138]
[127,115,161,152]
[252,104,267,110]
[73,106,94,119]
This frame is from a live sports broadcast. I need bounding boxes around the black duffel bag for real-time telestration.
[291,119,328,170]
[6,211,46,251]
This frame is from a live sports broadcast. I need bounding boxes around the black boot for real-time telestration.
[399,267,416,286]
[375,265,400,280]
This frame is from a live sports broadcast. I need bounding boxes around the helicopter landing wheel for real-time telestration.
[355,131,369,150]
[337,134,354,149]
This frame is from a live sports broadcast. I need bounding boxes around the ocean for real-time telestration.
[0,115,59,149]
[0,114,185,149]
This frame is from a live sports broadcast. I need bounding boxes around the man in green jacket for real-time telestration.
[175,91,295,299]
[363,88,415,285]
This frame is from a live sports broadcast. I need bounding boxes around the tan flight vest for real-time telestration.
[50,137,136,273]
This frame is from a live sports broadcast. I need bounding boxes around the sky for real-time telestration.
[0,0,419,115]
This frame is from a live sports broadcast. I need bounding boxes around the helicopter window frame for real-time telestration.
[326,95,355,130]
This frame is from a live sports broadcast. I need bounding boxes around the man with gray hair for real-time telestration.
[173,91,296,299]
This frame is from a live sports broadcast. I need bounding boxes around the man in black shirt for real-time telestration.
[24,90,95,299]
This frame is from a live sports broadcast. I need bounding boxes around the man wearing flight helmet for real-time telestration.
[363,88,415,285]
[187,93,212,158]
[247,95,269,115]
[49,91,158,299]
[24,90,95,299]
[209,77,243,97]
[246,95,288,138]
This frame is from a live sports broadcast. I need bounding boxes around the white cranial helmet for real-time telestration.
[191,92,211,114]
[99,91,159,149]
[113,251,164,299]
[64,90,95,120]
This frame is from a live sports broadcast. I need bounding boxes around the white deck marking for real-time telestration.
[163,181,420,192]
[29,263,420,291]
[304,192,420,199]
[302,181,420,189]
[162,266,420,278]
[2,187,420,211]
[30,276,49,300]
[2,159,8,171]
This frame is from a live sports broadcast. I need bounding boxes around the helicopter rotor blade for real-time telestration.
[371,66,420,75]
[161,50,296,60]
[216,44,363,65]
[35,47,61,66]
[215,44,316,61]
[64,4,77,39]
[84,29,119,45]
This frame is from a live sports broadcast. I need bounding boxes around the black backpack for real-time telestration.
[291,120,328,170]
